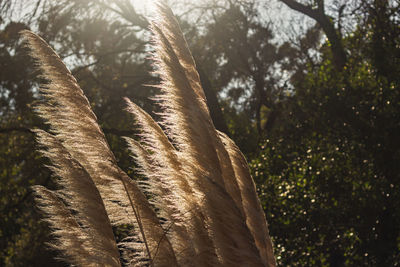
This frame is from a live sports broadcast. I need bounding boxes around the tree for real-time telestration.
[191,2,291,144]
[253,0,400,265]
[279,0,347,71]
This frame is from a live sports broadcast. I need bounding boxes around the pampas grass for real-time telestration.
[24,2,276,266]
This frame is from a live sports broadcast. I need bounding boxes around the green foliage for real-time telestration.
[252,12,400,264]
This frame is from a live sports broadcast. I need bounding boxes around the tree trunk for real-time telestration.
[197,65,230,135]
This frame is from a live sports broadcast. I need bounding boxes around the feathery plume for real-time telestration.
[150,4,266,266]
[219,131,276,266]
[32,130,120,266]
[26,2,276,266]
[22,30,177,266]
[124,99,218,266]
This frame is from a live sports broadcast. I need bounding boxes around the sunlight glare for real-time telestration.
[131,0,154,15]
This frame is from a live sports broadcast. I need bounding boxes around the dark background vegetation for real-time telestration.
[1,0,399,266]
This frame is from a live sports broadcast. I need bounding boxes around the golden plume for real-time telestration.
[25,2,276,266]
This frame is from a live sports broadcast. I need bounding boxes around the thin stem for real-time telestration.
[118,171,153,267]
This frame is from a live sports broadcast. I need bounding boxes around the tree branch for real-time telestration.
[280,0,347,70]
[280,0,318,19]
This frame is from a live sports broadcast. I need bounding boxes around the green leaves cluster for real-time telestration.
[251,5,400,263]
